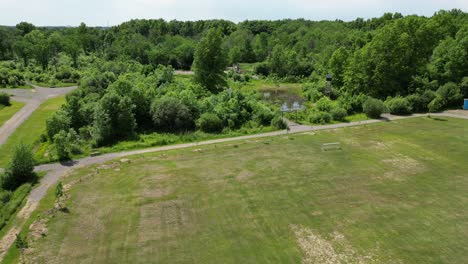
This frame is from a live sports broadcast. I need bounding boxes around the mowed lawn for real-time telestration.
[0,101,25,127]
[0,96,65,167]
[26,117,468,263]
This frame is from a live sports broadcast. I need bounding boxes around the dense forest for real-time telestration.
[0,9,467,160]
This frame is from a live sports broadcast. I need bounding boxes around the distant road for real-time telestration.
[0,84,77,146]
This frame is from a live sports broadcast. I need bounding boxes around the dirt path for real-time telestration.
[0,111,467,260]
[0,85,77,146]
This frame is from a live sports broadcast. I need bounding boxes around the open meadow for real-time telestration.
[12,117,468,264]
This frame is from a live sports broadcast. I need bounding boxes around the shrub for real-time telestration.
[0,184,31,230]
[253,62,270,76]
[197,113,223,133]
[338,93,368,113]
[330,107,347,121]
[54,130,70,160]
[0,92,10,106]
[315,97,334,112]
[308,111,332,124]
[436,82,462,108]
[428,96,446,113]
[385,96,412,115]
[151,97,195,132]
[362,98,385,118]
[46,110,71,140]
[460,77,468,98]
[54,129,81,160]
[270,115,288,129]
[406,90,436,113]
[252,104,274,126]
[2,143,35,190]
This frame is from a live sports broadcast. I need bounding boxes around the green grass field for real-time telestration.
[14,117,468,263]
[0,101,25,127]
[0,96,66,167]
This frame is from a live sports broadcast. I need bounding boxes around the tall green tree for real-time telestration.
[193,28,228,93]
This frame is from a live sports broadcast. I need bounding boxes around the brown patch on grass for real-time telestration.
[381,154,425,180]
[137,200,189,244]
[290,225,377,264]
[236,170,254,181]
[97,162,120,170]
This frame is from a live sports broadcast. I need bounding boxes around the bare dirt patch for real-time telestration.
[138,200,189,244]
[290,224,377,264]
[381,154,425,180]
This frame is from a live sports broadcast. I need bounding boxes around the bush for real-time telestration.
[330,107,347,121]
[0,184,31,230]
[54,130,69,160]
[253,62,270,76]
[270,115,288,129]
[197,113,223,133]
[406,91,436,113]
[428,96,446,113]
[46,110,71,140]
[252,104,274,126]
[308,111,332,124]
[460,77,468,98]
[1,143,35,190]
[436,82,462,108]
[315,97,334,112]
[362,98,385,118]
[151,97,195,132]
[338,93,368,113]
[385,96,412,115]
[0,92,10,106]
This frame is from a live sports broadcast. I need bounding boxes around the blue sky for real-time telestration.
[0,0,467,26]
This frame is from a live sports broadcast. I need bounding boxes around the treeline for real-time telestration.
[1,10,467,96]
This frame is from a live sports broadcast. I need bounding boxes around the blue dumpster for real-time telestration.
[465,99,468,110]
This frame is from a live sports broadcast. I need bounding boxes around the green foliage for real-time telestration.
[436,82,463,107]
[308,111,332,124]
[252,103,274,126]
[253,62,270,76]
[362,98,385,118]
[193,28,228,93]
[2,143,35,190]
[385,96,412,115]
[460,77,468,98]
[405,91,435,113]
[428,96,446,113]
[15,234,28,250]
[0,183,31,230]
[53,130,69,160]
[55,182,64,199]
[270,115,288,129]
[0,63,27,88]
[330,107,347,121]
[0,92,10,106]
[315,97,334,112]
[151,96,195,132]
[92,92,136,146]
[46,110,71,140]
[53,129,80,160]
[197,113,223,133]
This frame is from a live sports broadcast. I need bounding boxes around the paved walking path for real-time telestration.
[0,111,467,260]
[0,84,77,146]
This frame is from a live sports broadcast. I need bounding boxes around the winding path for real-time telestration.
[0,84,77,146]
[0,111,467,260]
